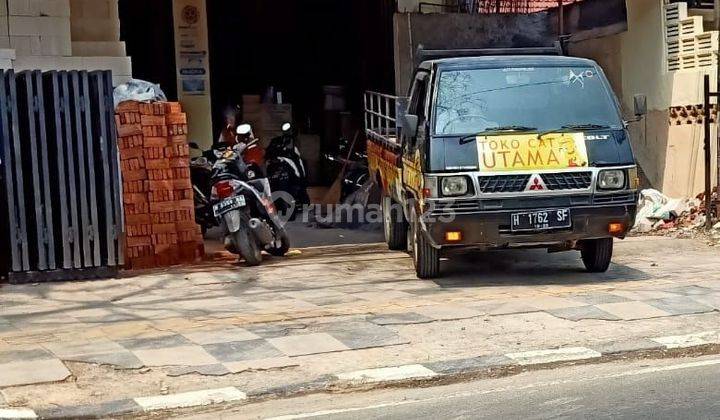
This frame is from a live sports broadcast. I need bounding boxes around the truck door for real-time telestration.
[402,71,429,201]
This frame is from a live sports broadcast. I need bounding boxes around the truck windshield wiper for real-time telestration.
[537,124,611,139]
[458,126,537,144]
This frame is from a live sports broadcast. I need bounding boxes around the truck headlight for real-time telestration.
[441,176,469,196]
[597,170,626,190]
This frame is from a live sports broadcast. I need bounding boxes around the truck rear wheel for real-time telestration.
[581,238,613,273]
[383,195,407,251]
[409,207,439,279]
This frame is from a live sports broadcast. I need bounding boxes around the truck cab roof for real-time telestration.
[418,55,598,71]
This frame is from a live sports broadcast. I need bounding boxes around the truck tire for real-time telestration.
[383,195,407,251]
[409,207,439,279]
[581,238,613,273]
[234,225,262,266]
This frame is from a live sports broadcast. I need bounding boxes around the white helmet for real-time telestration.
[236,123,253,136]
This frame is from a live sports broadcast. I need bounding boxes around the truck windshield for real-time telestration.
[434,66,623,135]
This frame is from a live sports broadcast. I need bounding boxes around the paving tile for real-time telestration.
[223,356,298,373]
[664,285,716,296]
[245,323,310,339]
[645,296,715,316]
[182,327,260,345]
[609,290,678,301]
[248,299,320,312]
[35,399,141,419]
[413,305,484,321]
[318,321,407,349]
[305,294,360,306]
[547,305,621,321]
[203,339,284,362]
[133,345,218,367]
[423,355,515,375]
[567,292,632,305]
[505,347,601,365]
[0,358,71,387]
[63,351,144,369]
[595,301,671,320]
[350,291,416,301]
[0,347,53,364]
[0,408,39,419]
[119,334,192,350]
[44,339,126,358]
[469,299,539,316]
[268,333,350,356]
[690,293,720,310]
[366,312,435,326]
[526,296,586,311]
[593,339,665,355]
[336,364,437,382]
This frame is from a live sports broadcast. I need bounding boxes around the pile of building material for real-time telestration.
[633,189,720,242]
[115,101,204,269]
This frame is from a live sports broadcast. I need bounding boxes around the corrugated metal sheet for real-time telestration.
[477,0,580,13]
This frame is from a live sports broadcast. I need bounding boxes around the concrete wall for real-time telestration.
[393,11,556,94]
[569,0,717,197]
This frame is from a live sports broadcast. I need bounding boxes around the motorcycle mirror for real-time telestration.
[282,122,291,132]
[237,124,252,136]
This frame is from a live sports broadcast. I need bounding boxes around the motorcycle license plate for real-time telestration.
[213,196,246,217]
[510,208,571,232]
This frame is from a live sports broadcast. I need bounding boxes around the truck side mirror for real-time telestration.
[633,94,647,117]
[402,113,419,138]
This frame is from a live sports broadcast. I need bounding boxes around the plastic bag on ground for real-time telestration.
[113,79,167,108]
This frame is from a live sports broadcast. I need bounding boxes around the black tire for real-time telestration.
[383,195,407,251]
[234,226,262,266]
[581,238,613,272]
[409,207,439,279]
[267,229,290,257]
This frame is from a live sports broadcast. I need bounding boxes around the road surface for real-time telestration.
[178,355,720,420]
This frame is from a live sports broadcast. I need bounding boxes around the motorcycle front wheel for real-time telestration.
[234,225,262,266]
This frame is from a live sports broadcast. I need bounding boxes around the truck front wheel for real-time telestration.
[409,207,439,279]
[580,238,613,273]
[383,195,407,250]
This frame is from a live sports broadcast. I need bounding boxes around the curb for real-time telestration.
[5,330,720,419]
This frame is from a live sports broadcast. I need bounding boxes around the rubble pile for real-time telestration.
[632,189,720,244]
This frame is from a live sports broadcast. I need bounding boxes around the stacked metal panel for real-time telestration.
[0,69,123,283]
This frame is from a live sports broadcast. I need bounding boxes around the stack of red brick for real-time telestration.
[115,101,204,269]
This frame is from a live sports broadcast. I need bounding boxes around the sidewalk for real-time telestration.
[1,237,720,416]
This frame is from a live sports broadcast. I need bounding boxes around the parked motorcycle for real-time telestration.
[189,142,224,234]
[210,139,290,266]
[265,122,309,216]
[325,137,369,203]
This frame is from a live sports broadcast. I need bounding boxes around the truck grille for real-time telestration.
[540,172,592,191]
[477,174,530,193]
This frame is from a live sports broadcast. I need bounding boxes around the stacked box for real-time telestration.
[115,100,204,269]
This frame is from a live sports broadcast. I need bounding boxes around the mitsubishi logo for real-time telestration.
[526,175,546,191]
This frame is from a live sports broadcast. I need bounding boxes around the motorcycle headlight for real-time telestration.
[441,176,469,197]
[597,170,626,190]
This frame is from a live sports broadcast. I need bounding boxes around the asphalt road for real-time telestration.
[177,355,720,420]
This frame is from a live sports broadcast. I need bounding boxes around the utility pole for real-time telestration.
[558,0,564,36]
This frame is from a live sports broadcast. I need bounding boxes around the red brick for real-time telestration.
[116,101,140,112]
[122,169,147,182]
[120,147,144,160]
[166,113,187,125]
[141,115,166,126]
[172,178,192,189]
[145,159,170,170]
[152,223,176,234]
[126,213,151,225]
[143,147,165,160]
[117,123,142,138]
[175,219,198,230]
[168,135,188,145]
[143,137,168,148]
[164,102,183,114]
[126,236,152,247]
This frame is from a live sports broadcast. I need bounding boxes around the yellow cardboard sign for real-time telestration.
[476,133,588,171]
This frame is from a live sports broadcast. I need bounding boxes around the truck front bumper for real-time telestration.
[422,193,637,249]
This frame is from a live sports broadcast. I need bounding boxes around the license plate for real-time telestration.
[511,208,571,232]
[213,196,246,217]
